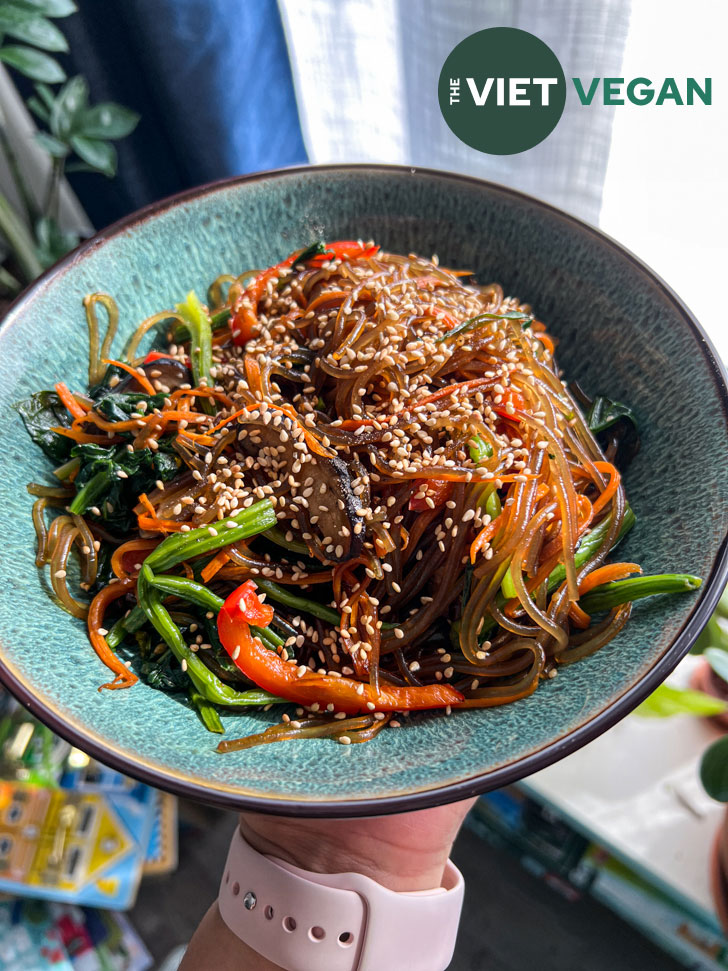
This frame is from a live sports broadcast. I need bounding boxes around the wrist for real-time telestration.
[239,804,470,893]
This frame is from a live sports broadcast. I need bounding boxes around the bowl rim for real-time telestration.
[1,162,727,817]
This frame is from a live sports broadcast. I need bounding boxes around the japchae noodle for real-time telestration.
[19,240,701,748]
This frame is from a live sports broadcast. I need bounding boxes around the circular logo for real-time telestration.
[438,28,566,155]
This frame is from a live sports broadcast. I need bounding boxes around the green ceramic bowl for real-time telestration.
[0,165,726,816]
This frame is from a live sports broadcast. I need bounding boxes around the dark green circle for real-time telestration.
[438,28,566,155]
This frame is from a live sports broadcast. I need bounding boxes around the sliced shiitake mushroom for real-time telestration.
[235,413,365,563]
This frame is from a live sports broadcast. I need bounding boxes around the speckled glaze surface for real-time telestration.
[0,166,726,817]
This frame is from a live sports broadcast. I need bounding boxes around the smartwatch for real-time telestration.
[218,827,465,971]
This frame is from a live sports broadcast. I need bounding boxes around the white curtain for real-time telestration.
[278,0,631,224]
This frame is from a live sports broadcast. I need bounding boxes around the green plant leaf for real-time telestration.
[35,81,55,109]
[49,74,88,139]
[0,44,64,81]
[68,134,116,176]
[63,160,97,173]
[34,130,67,157]
[26,94,50,123]
[79,102,139,140]
[634,683,728,718]
[11,0,76,17]
[0,9,68,51]
[719,585,728,619]
[701,735,728,802]
[693,611,728,655]
[706,647,728,686]
[34,214,78,267]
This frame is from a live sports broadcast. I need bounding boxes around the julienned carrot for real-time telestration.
[169,388,233,408]
[80,409,208,434]
[470,520,498,564]
[102,358,156,395]
[417,303,459,331]
[176,429,215,447]
[87,577,138,690]
[136,492,183,534]
[568,562,642,626]
[579,562,641,595]
[591,462,620,516]
[572,462,620,517]
[51,426,113,445]
[137,492,157,520]
[137,514,189,533]
[54,382,88,420]
[415,377,495,409]
[201,549,231,582]
[535,332,556,356]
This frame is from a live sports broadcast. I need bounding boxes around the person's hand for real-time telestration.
[241,797,477,893]
[181,798,476,970]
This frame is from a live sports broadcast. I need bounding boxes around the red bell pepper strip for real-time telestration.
[308,240,380,267]
[230,241,380,345]
[217,581,463,714]
[409,478,453,512]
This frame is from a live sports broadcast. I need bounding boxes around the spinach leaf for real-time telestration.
[94,390,167,424]
[14,390,73,463]
[87,362,129,400]
[69,440,181,532]
[140,651,189,693]
[586,395,637,435]
[292,240,327,268]
[585,394,640,467]
[89,541,115,594]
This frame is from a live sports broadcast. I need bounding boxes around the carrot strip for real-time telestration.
[176,430,216,447]
[51,426,114,445]
[414,377,495,409]
[567,562,641,626]
[137,514,189,533]
[169,387,233,408]
[80,409,208,434]
[102,358,156,395]
[201,550,231,582]
[591,462,621,517]
[535,333,556,356]
[54,382,88,420]
[470,520,498,564]
[87,578,138,690]
[579,562,641,596]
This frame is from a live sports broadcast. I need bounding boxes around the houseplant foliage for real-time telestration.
[635,585,728,719]
[634,586,728,930]
[0,0,138,292]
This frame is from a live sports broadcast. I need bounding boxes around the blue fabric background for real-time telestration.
[59,0,307,228]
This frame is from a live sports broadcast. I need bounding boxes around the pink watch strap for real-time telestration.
[218,827,464,971]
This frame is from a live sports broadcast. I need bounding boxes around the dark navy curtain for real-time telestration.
[58,0,307,228]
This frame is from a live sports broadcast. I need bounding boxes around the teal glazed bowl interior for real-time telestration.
[0,165,727,817]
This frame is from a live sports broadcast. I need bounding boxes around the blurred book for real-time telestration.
[0,897,152,970]
[469,789,728,971]
[0,694,177,908]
